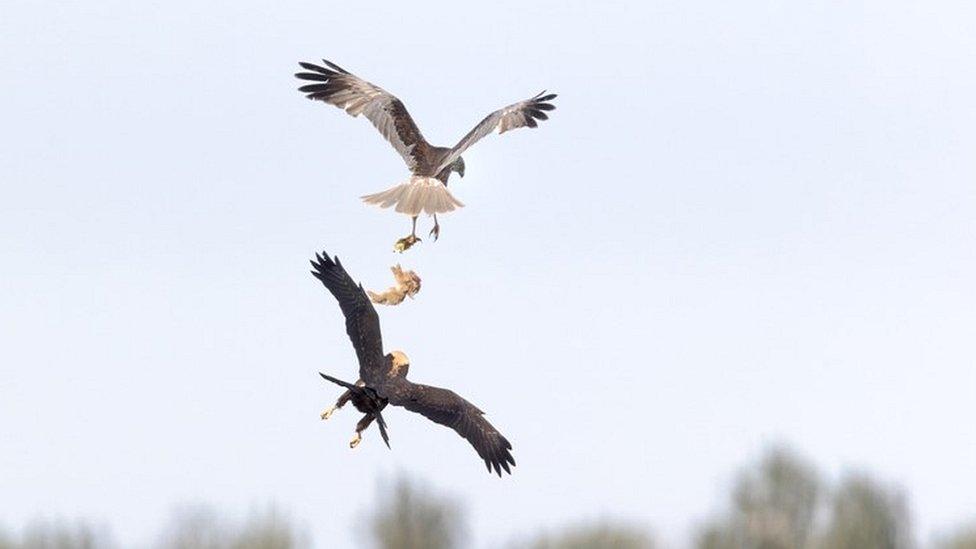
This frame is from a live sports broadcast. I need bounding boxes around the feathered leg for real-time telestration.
[319,373,390,449]
[393,217,422,253]
[318,373,363,421]
[429,214,440,241]
[349,412,391,449]
[320,388,352,420]
[350,414,375,449]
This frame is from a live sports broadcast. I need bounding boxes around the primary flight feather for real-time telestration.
[296,59,556,251]
[311,250,516,476]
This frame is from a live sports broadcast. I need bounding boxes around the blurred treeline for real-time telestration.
[3,446,975,549]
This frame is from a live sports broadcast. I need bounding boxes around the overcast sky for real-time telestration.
[1,0,975,547]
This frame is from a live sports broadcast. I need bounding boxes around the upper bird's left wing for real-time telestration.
[434,91,557,174]
[310,251,387,385]
[382,378,516,476]
[296,59,433,173]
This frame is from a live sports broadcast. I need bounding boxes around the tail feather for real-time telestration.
[319,372,360,392]
[362,176,464,217]
[375,412,391,449]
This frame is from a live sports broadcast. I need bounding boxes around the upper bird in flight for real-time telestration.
[311,250,516,476]
[295,59,557,252]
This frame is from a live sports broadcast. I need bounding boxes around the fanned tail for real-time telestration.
[361,176,464,217]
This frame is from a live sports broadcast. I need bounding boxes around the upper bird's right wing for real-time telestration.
[295,59,434,173]
[383,379,516,476]
[310,251,386,385]
[433,90,557,174]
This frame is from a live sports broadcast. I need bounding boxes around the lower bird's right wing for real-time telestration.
[310,251,386,385]
[383,379,515,476]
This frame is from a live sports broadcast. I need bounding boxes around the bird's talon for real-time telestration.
[393,235,421,253]
[320,406,336,421]
[428,226,440,241]
[349,432,362,449]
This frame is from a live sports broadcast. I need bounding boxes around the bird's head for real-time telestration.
[452,157,465,179]
[388,350,410,378]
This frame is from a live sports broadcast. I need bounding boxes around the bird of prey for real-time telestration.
[311,251,516,476]
[295,59,557,252]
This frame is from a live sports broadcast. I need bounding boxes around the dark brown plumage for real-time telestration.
[311,251,516,476]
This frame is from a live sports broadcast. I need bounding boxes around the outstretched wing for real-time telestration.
[435,91,557,173]
[383,379,515,476]
[310,251,386,385]
[296,59,434,172]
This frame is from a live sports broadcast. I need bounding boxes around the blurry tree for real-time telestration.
[937,521,976,549]
[0,526,14,549]
[230,508,307,549]
[368,477,465,549]
[513,521,655,549]
[697,521,742,549]
[695,446,823,549]
[819,474,914,549]
[154,504,307,549]
[155,506,223,549]
[0,519,112,549]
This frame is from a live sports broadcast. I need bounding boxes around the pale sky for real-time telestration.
[1,0,975,547]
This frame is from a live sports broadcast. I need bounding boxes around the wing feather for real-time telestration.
[435,91,557,173]
[296,60,433,172]
[383,379,515,476]
[310,251,386,385]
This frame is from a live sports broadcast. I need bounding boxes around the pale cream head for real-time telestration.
[389,350,410,377]
[390,350,410,367]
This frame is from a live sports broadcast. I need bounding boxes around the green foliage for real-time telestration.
[230,509,305,549]
[154,506,223,549]
[513,521,655,549]
[695,445,822,549]
[695,447,921,549]
[0,519,112,549]
[937,522,976,549]
[819,475,914,549]
[153,505,307,549]
[696,522,740,549]
[368,478,465,549]
[0,525,13,549]
[1,462,971,549]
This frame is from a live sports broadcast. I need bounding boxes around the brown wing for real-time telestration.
[434,91,557,173]
[310,251,386,385]
[296,59,434,173]
[382,378,515,476]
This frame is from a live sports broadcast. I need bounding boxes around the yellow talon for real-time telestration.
[320,406,336,421]
[393,235,421,253]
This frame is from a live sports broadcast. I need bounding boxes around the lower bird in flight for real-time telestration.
[296,59,557,252]
[311,251,516,476]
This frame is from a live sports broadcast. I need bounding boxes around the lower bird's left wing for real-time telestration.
[383,379,515,476]
[310,251,387,386]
